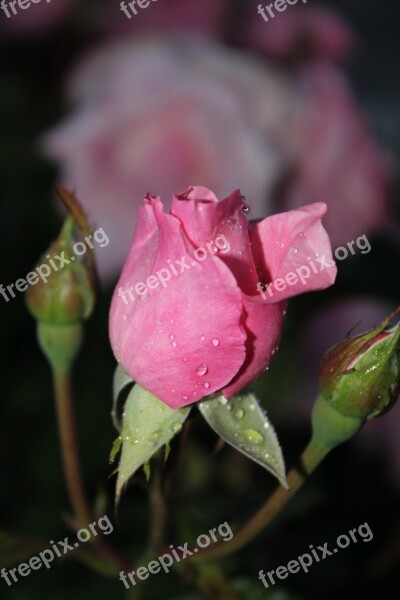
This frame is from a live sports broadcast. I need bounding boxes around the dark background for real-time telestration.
[0,0,399,598]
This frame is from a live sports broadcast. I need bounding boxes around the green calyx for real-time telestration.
[25,188,96,327]
[319,308,400,421]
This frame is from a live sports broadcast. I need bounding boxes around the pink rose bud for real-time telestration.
[109,187,336,408]
[319,308,400,420]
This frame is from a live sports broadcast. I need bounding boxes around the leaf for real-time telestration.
[109,435,122,463]
[112,364,135,432]
[116,384,191,502]
[199,391,287,488]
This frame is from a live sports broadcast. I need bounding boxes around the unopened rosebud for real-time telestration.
[319,308,400,420]
[26,187,97,372]
[26,189,96,326]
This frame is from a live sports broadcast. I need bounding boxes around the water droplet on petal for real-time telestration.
[203,382,210,389]
[244,429,264,445]
[172,341,177,348]
[182,394,188,401]
[196,363,208,376]
[200,335,206,342]
[234,408,244,420]
[242,203,251,214]
[211,338,220,347]
[169,334,175,340]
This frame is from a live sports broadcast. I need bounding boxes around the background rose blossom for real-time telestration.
[43,36,294,280]
[245,6,356,62]
[0,0,76,36]
[99,0,228,35]
[280,64,392,246]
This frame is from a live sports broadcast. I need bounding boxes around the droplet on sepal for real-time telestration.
[234,408,244,420]
[244,429,264,445]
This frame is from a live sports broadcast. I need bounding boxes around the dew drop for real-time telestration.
[234,408,244,420]
[182,394,188,401]
[172,422,183,434]
[169,334,175,340]
[244,429,264,445]
[172,341,178,348]
[248,404,256,412]
[242,203,251,214]
[196,363,208,376]
[203,382,210,389]
[211,338,220,347]
[263,422,270,430]
[200,335,206,342]
[219,396,228,405]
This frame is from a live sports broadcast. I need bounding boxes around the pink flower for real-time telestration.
[42,36,291,281]
[109,187,336,409]
[0,0,75,36]
[281,64,392,247]
[99,0,227,35]
[246,6,356,62]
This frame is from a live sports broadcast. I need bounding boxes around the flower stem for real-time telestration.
[145,459,167,558]
[193,440,328,561]
[53,367,92,527]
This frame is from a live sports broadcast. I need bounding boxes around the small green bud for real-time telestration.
[319,308,400,421]
[26,187,96,326]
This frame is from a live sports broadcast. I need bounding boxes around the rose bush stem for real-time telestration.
[53,367,134,574]
[53,368,92,527]
[193,440,328,561]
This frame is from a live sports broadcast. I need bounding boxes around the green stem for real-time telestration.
[145,460,167,559]
[194,440,328,561]
[53,367,92,527]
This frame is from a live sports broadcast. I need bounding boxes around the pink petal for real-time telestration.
[223,296,286,398]
[171,187,259,294]
[250,203,337,303]
[109,196,246,408]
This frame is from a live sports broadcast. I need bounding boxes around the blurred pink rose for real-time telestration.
[109,187,336,408]
[246,6,356,62]
[43,36,295,280]
[43,37,391,281]
[282,64,392,247]
[99,0,227,35]
[0,0,75,36]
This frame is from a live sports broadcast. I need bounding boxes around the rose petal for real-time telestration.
[223,295,286,398]
[249,203,337,303]
[172,187,259,295]
[109,197,246,408]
